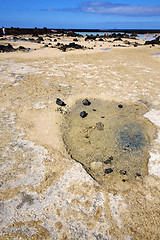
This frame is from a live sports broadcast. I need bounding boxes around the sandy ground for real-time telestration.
[0,35,160,240]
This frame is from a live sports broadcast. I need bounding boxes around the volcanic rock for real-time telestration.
[80,111,88,118]
[56,98,66,106]
[82,99,91,106]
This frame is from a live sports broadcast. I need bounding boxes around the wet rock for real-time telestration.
[104,168,113,174]
[82,99,91,106]
[90,161,102,170]
[56,98,66,106]
[96,122,104,130]
[18,46,30,52]
[80,111,88,118]
[122,143,132,151]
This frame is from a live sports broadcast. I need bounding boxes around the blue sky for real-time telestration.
[1,0,160,29]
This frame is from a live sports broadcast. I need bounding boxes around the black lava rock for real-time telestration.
[104,160,111,164]
[82,99,91,106]
[136,173,141,177]
[118,104,123,108]
[105,168,113,174]
[58,42,84,51]
[104,156,113,164]
[56,98,66,106]
[0,43,15,52]
[80,111,88,118]
[145,36,160,45]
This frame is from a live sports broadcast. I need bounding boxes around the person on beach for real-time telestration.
[2,26,6,38]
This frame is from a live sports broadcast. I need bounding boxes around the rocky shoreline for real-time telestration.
[0,31,159,53]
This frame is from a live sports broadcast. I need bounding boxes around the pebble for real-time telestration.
[80,111,88,118]
[82,99,91,106]
[104,156,113,164]
[136,173,141,177]
[90,161,102,170]
[104,168,113,174]
[118,104,123,108]
[96,122,104,130]
[119,170,127,175]
[85,134,89,138]
[56,98,66,106]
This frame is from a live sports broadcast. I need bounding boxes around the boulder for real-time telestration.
[0,43,15,52]
[145,36,160,45]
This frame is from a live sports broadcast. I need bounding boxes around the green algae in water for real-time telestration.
[62,99,156,183]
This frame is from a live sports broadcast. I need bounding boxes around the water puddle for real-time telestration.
[151,52,160,55]
[101,48,111,50]
[62,99,156,184]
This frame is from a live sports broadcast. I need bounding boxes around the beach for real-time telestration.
[0,33,160,239]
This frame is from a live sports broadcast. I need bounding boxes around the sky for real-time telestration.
[0,0,160,29]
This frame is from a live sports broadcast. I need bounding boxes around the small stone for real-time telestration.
[104,160,111,164]
[90,161,102,170]
[119,170,127,175]
[104,168,113,174]
[85,134,89,138]
[104,156,113,164]
[56,98,66,106]
[83,129,88,133]
[80,111,88,118]
[122,144,132,151]
[136,173,141,177]
[96,122,104,130]
[93,109,96,111]
[82,99,91,106]
[118,104,123,108]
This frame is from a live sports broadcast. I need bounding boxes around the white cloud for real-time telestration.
[76,2,160,16]
[42,1,160,17]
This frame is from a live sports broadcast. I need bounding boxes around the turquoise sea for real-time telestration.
[76,31,158,41]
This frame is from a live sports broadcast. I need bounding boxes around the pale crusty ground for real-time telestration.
[0,35,160,240]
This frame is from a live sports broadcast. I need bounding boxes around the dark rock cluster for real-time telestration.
[58,42,85,52]
[0,43,15,52]
[145,36,160,45]
[0,43,30,52]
